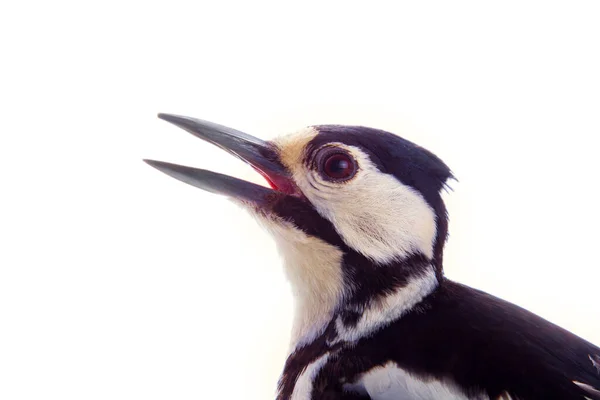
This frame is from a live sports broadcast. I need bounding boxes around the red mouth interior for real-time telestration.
[260,172,279,190]
[251,166,298,196]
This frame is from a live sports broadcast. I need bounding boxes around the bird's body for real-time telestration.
[145,115,599,399]
[279,280,600,399]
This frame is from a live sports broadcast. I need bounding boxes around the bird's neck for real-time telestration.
[281,245,439,351]
[331,261,438,345]
[273,231,346,350]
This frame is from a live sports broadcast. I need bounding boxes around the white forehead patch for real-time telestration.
[273,126,319,171]
[278,136,437,264]
[246,208,346,350]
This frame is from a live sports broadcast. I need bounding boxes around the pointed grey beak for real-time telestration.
[143,159,279,204]
[145,114,297,204]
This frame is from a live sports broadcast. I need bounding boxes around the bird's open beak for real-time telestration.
[145,114,297,205]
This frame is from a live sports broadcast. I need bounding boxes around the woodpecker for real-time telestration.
[145,114,600,400]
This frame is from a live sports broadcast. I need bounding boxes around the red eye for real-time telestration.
[322,152,356,180]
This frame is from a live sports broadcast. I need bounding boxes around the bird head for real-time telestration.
[146,114,454,346]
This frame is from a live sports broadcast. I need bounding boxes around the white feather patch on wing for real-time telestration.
[291,353,330,400]
[334,265,438,343]
[590,354,600,374]
[574,380,600,399]
[496,391,515,400]
[346,361,486,400]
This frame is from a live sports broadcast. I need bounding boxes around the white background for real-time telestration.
[1,1,599,399]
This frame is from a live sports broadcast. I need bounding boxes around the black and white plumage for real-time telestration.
[145,114,600,400]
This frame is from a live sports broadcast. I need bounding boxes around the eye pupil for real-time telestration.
[328,158,349,174]
[323,153,356,180]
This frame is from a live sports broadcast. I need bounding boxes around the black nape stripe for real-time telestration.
[342,252,432,310]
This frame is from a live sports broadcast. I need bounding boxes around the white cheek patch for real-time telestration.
[246,208,345,350]
[292,143,437,264]
[347,361,480,400]
[333,266,438,343]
